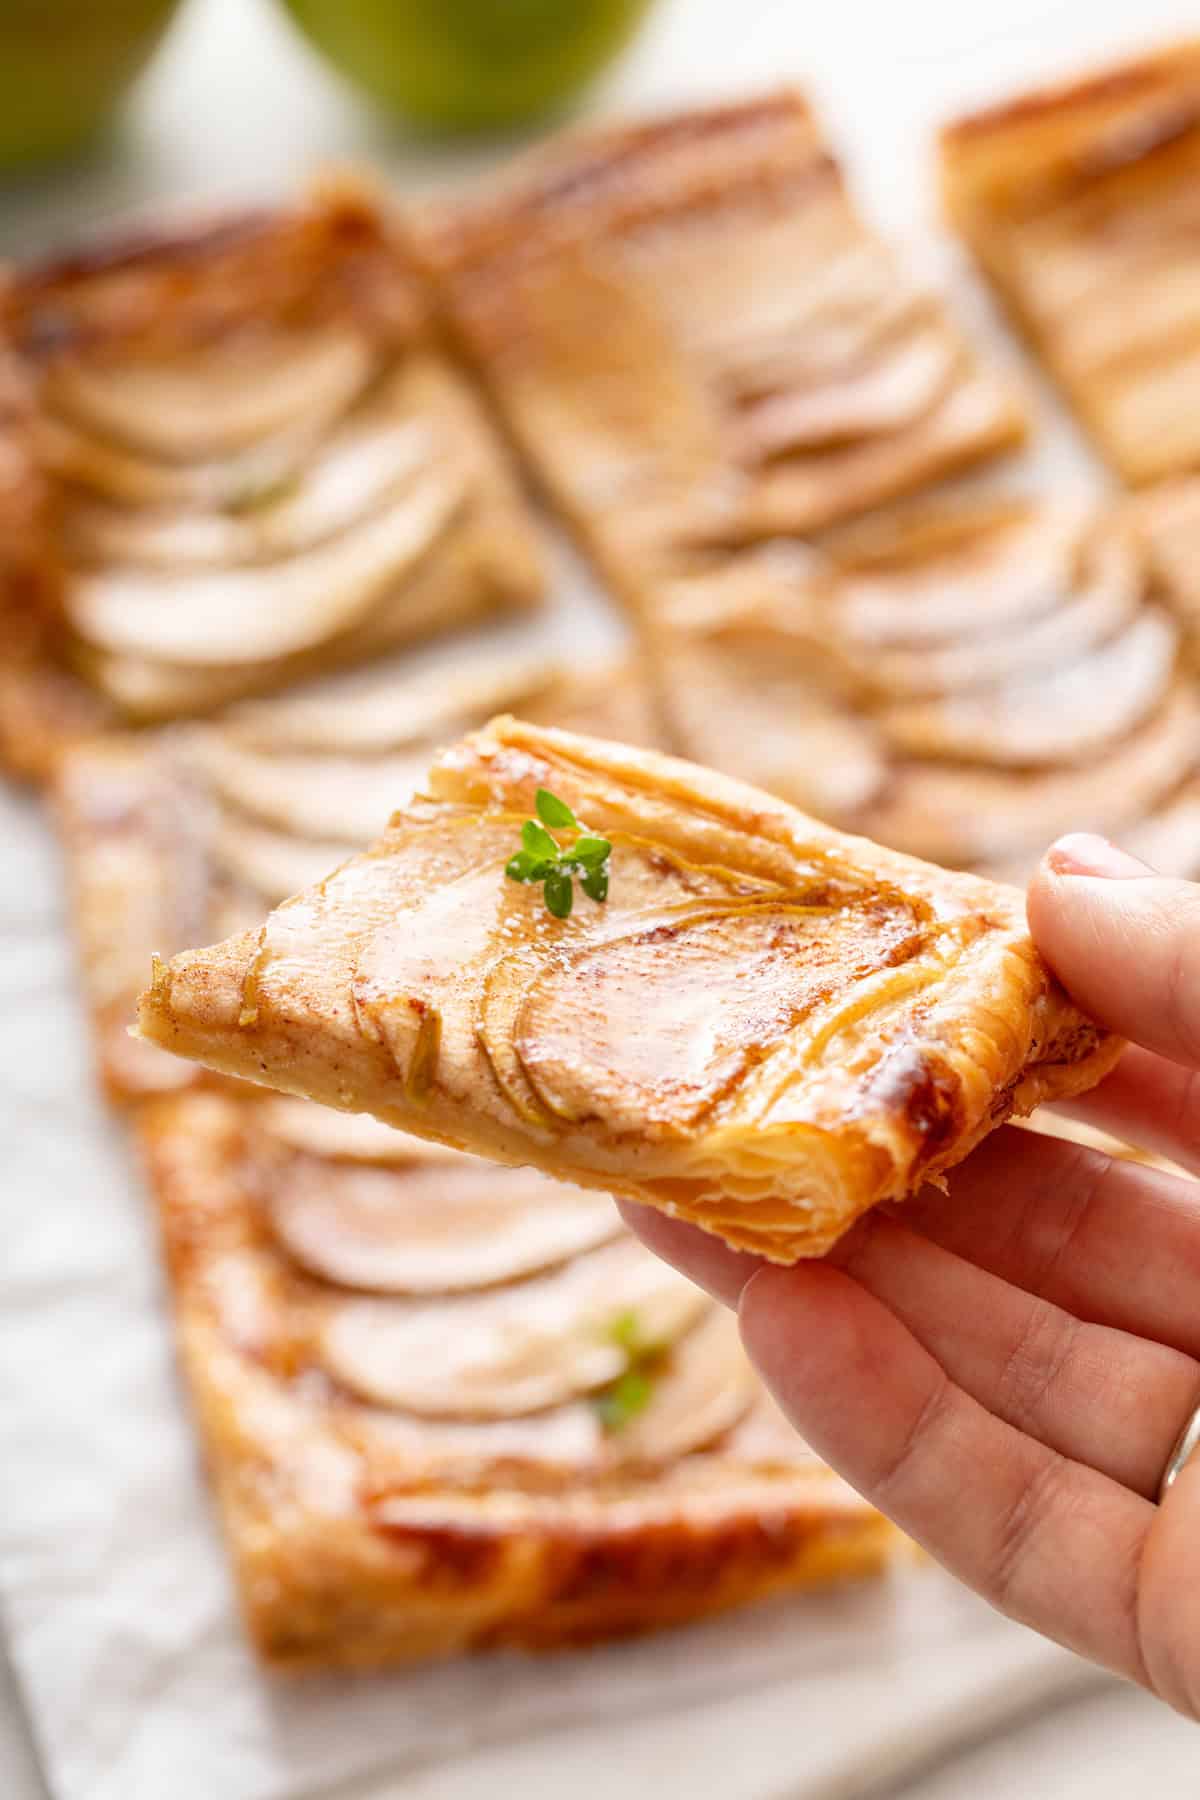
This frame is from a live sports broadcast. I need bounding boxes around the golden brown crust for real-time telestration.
[7,178,424,364]
[139,1089,893,1670]
[940,42,1200,483]
[0,179,544,773]
[416,90,1026,600]
[136,718,1120,1263]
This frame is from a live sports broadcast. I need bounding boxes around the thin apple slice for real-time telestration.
[64,416,432,569]
[861,683,1200,866]
[832,500,1092,646]
[266,1155,620,1294]
[191,734,430,845]
[833,520,1139,698]
[46,327,374,461]
[736,324,960,459]
[879,607,1177,766]
[41,402,340,510]
[254,1096,464,1164]
[609,1309,756,1463]
[318,1237,707,1417]
[68,465,466,667]
[214,814,352,905]
[222,651,559,754]
[511,896,926,1135]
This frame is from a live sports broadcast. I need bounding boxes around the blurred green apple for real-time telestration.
[280,0,657,132]
[0,0,182,170]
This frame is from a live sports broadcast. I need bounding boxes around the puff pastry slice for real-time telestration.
[418,91,1026,604]
[1,178,544,777]
[136,1087,893,1668]
[136,718,1120,1262]
[940,41,1200,483]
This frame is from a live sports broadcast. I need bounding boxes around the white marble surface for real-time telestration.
[3,0,1200,1792]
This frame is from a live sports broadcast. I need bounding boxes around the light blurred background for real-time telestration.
[3,1,1200,1795]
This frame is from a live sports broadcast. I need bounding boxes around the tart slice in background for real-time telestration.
[940,40,1200,484]
[0,177,544,779]
[136,717,1120,1264]
[416,90,1027,610]
[138,1086,893,1669]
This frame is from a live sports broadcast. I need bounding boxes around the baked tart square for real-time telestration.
[417,92,1027,607]
[136,717,1120,1263]
[137,1086,893,1668]
[1,179,544,779]
[940,41,1200,484]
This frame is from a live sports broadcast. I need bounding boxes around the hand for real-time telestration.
[620,832,1200,1715]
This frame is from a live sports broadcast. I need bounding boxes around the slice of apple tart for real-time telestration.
[139,1087,892,1667]
[1,178,544,777]
[136,717,1120,1263]
[416,91,1027,606]
[54,663,890,1667]
[940,41,1200,484]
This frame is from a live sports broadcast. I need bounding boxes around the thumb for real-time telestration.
[1027,832,1200,1068]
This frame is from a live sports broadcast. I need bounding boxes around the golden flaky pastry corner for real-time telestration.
[135,719,1122,1264]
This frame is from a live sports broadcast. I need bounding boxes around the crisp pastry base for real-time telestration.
[417,91,1026,609]
[54,654,665,1104]
[0,180,543,778]
[139,1090,894,1670]
[136,717,1121,1263]
[940,42,1200,484]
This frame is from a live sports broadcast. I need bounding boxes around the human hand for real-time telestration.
[620,832,1200,1715]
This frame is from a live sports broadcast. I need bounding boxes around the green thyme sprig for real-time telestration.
[591,1307,664,1433]
[505,788,612,919]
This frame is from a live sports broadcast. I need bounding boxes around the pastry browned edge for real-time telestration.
[0,176,544,781]
[940,41,1200,484]
[415,89,1027,610]
[136,717,1121,1264]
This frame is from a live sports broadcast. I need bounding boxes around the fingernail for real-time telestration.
[1045,832,1154,879]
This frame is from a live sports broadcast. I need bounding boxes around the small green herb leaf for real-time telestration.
[571,834,612,868]
[505,792,612,918]
[543,867,574,918]
[580,866,609,904]
[536,788,577,830]
[506,851,549,882]
[607,1308,645,1354]
[521,820,559,861]
[593,1368,653,1433]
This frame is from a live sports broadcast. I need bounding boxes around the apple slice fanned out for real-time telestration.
[137,718,1120,1263]
[876,606,1178,766]
[44,326,376,462]
[69,463,466,666]
[6,185,547,739]
[63,412,433,570]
